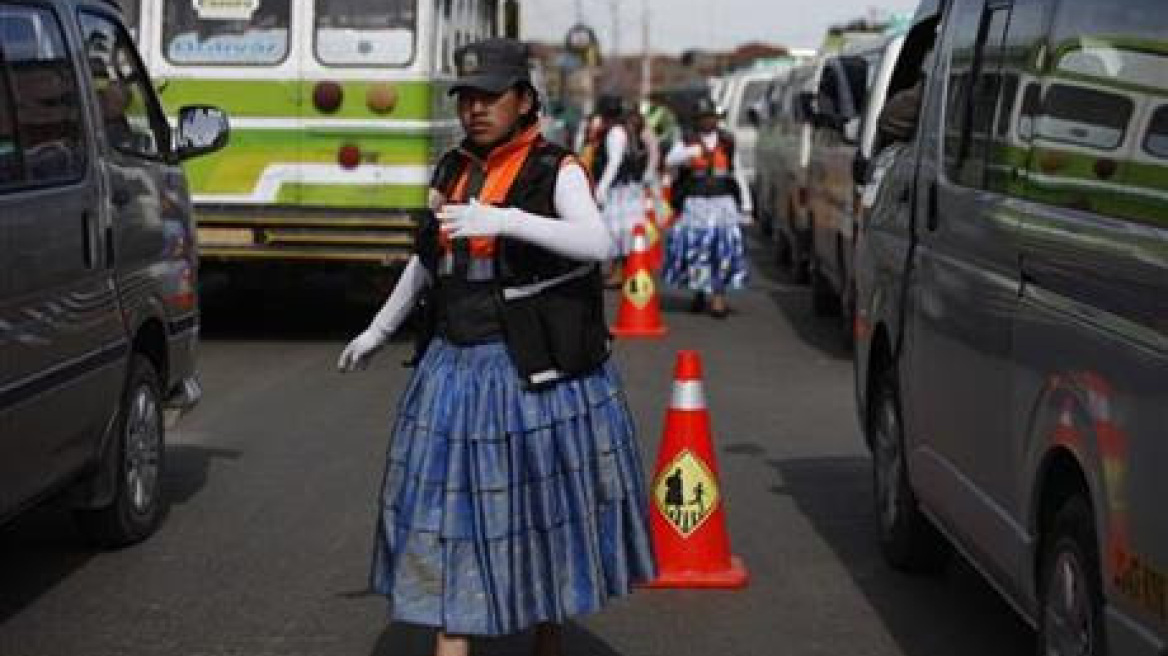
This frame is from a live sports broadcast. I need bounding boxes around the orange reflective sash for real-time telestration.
[441,124,542,259]
[690,137,731,175]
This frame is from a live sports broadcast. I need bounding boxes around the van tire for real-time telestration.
[75,355,168,548]
[811,258,840,317]
[1037,497,1106,656]
[870,369,949,573]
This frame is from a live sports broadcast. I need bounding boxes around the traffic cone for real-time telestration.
[643,351,749,589]
[611,224,667,338]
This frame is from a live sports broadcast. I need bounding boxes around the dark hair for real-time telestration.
[511,82,542,128]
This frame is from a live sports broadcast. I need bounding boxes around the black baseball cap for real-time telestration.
[450,38,533,96]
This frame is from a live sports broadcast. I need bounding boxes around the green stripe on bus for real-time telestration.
[182,130,435,193]
[157,79,456,120]
[277,184,429,208]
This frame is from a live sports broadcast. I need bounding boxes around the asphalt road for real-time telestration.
[0,235,1035,656]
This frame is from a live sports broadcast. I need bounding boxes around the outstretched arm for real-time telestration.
[439,161,615,261]
[595,126,627,204]
[337,255,431,372]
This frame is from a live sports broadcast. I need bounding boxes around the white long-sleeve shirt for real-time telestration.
[363,162,612,340]
[666,131,721,167]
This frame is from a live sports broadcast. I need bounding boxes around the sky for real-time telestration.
[521,0,920,55]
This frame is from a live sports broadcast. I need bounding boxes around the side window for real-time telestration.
[80,12,170,160]
[1029,0,1168,224]
[941,0,1011,188]
[0,6,86,186]
[1145,106,1168,160]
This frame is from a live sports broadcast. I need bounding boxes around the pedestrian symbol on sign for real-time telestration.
[653,449,719,538]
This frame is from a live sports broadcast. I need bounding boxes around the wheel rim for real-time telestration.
[124,384,161,515]
[872,389,903,534]
[1044,550,1095,656]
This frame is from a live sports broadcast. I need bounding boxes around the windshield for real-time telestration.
[315,0,417,66]
[164,0,291,66]
[737,80,769,127]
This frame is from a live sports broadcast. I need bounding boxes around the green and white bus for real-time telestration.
[121,0,517,274]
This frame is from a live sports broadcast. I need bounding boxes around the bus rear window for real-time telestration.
[315,0,417,67]
[164,0,291,66]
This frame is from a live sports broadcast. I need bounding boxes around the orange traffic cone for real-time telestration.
[611,224,667,338]
[644,351,749,589]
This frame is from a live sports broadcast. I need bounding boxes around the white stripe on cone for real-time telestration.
[671,380,706,411]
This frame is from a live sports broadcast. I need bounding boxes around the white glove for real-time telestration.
[337,329,387,373]
[595,185,609,208]
[685,145,704,161]
[438,200,512,239]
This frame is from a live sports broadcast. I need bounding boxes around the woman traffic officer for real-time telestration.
[337,38,656,656]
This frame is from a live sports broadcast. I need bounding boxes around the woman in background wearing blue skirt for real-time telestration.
[338,38,655,656]
[663,98,749,319]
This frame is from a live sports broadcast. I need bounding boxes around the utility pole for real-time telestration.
[640,0,651,102]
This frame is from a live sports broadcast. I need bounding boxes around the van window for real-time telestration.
[737,80,768,127]
[81,12,170,160]
[1145,106,1168,160]
[1028,0,1168,225]
[314,0,417,67]
[0,6,86,186]
[941,0,1011,188]
[164,0,291,66]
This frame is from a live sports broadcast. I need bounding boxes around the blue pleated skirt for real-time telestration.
[664,195,749,294]
[371,338,656,636]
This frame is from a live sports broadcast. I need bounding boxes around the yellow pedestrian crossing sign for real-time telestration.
[653,449,719,538]
[624,270,655,310]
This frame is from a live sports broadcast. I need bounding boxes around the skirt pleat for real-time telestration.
[664,194,749,294]
[602,183,647,257]
[371,338,655,636]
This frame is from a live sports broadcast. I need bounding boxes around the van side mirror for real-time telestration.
[797,91,816,122]
[747,105,762,127]
[175,105,229,162]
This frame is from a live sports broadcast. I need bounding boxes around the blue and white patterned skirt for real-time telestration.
[602,183,647,257]
[663,195,749,294]
[371,338,656,636]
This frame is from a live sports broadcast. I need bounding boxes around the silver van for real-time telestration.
[0,0,227,545]
[855,0,1168,653]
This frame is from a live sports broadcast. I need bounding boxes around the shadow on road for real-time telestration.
[0,444,239,625]
[370,621,626,656]
[767,456,1034,656]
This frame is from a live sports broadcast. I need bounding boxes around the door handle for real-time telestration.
[81,211,97,269]
[926,181,940,231]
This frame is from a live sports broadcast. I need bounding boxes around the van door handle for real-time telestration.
[81,211,96,269]
[926,181,940,231]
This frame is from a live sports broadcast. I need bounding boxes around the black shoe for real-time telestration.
[709,306,730,319]
[688,294,706,314]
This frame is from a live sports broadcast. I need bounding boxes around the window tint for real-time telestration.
[81,12,170,159]
[164,0,290,65]
[941,0,1010,188]
[0,6,85,186]
[315,0,417,66]
[1145,106,1168,160]
[1027,0,1168,225]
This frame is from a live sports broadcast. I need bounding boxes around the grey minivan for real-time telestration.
[855,0,1168,653]
[0,0,227,545]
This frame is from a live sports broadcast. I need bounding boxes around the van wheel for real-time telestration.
[840,282,857,350]
[870,370,949,573]
[810,258,840,317]
[76,354,168,548]
[1038,497,1106,656]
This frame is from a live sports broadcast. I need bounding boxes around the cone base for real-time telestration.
[639,556,749,589]
[611,324,668,338]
